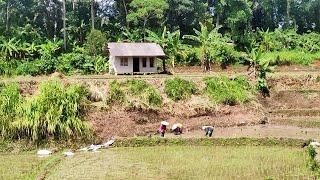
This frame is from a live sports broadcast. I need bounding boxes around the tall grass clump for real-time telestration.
[262,50,320,66]
[106,80,126,105]
[0,83,21,138]
[164,78,197,101]
[124,79,163,107]
[13,80,91,141]
[204,76,253,105]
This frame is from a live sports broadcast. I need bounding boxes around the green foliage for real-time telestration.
[144,87,163,107]
[0,81,91,142]
[13,80,91,141]
[106,80,163,108]
[262,50,320,66]
[57,52,108,75]
[107,80,126,105]
[204,76,253,105]
[164,78,197,101]
[84,29,107,56]
[0,84,21,138]
[127,0,169,39]
[124,79,163,107]
[183,23,233,71]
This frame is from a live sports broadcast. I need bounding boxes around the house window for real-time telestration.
[120,57,128,66]
[150,57,154,68]
[142,58,147,67]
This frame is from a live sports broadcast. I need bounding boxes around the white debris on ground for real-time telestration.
[63,151,75,157]
[37,149,52,157]
[310,141,320,147]
[37,138,116,157]
[78,138,116,152]
[103,138,115,147]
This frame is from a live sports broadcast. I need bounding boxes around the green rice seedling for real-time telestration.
[12,80,91,141]
[164,77,198,101]
[204,76,253,105]
[0,83,21,138]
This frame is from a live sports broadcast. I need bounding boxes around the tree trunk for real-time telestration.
[5,0,10,32]
[286,0,291,27]
[143,17,147,42]
[91,0,95,30]
[122,0,129,29]
[63,0,67,50]
[72,0,77,10]
[216,13,220,27]
[162,58,167,74]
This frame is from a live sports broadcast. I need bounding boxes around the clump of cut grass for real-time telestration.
[106,80,126,105]
[125,79,149,95]
[164,77,197,101]
[0,83,21,138]
[108,79,163,108]
[204,76,253,105]
[12,80,91,141]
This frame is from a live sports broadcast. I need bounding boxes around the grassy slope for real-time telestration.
[47,146,314,179]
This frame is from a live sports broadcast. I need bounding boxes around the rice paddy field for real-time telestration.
[1,146,315,180]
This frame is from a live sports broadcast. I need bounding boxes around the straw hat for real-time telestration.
[172,123,182,130]
[161,121,169,126]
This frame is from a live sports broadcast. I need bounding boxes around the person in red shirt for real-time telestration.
[158,121,169,137]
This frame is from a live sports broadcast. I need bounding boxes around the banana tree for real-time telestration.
[0,38,19,60]
[166,30,186,74]
[183,23,224,71]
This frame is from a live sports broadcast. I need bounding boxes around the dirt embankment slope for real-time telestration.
[10,68,320,140]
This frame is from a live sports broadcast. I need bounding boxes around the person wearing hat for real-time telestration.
[202,125,214,137]
[172,123,183,135]
[158,121,169,137]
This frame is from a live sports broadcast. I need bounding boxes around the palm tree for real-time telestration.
[183,23,223,71]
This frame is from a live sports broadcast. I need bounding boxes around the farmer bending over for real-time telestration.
[158,121,169,137]
[172,123,183,135]
[202,125,214,137]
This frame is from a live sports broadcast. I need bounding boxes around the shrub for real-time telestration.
[16,61,42,76]
[164,78,197,101]
[204,76,253,105]
[57,53,108,75]
[84,29,107,56]
[12,80,91,141]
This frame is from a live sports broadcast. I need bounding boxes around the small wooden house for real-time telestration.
[107,43,166,75]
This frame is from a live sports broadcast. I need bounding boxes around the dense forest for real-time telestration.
[0,0,319,76]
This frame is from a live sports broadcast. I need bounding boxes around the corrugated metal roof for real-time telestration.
[108,43,165,57]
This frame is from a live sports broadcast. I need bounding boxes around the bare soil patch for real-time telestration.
[87,104,263,140]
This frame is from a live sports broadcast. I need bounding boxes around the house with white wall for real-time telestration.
[107,43,166,75]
